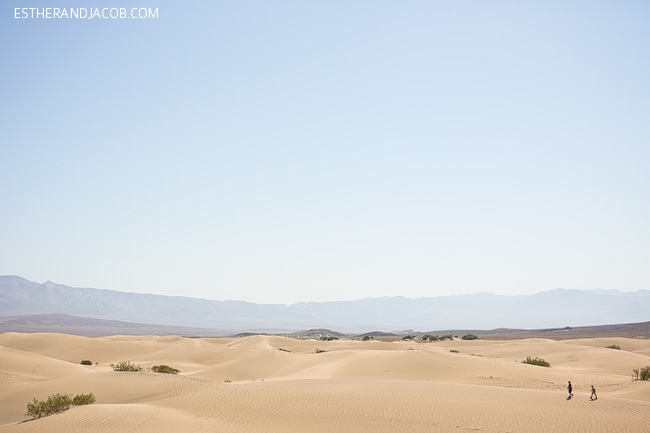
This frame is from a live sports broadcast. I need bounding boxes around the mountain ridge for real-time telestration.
[1,312,649,339]
[1,275,648,332]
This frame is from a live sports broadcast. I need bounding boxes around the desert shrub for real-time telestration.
[151,365,180,375]
[450,349,459,353]
[319,336,339,341]
[278,348,291,352]
[224,378,231,383]
[80,360,92,365]
[423,334,449,341]
[26,393,94,419]
[26,398,49,419]
[44,393,72,414]
[606,345,621,350]
[315,348,327,354]
[522,356,550,367]
[362,335,373,341]
[72,393,96,406]
[639,366,650,381]
[111,361,143,372]
[462,334,478,340]
[402,335,416,340]
[631,367,650,381]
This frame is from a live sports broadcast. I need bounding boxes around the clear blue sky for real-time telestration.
[1,1,649,304]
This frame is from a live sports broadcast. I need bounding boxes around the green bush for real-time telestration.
[111,361,143,372]
[450,349,459,353]
[319,336,339,341]
[26,398,46,419]
[522,356,551,367]
[640,366,650,381]
[26,393,95,419]
[151,365,180,375]
[362,335,373,341]
[632,366,649,381]
[80,360,92,365]
[72,393,96,406]
[402,335,416,340]
[45,393,71,414]
[606,345,621,350]
[462,334,478,340]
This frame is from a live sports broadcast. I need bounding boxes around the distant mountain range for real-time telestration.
[1,275,649,333]
[0,313,226,337]
[3,313,649,339]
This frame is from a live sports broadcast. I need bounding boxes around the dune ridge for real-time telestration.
[0,332,649,432]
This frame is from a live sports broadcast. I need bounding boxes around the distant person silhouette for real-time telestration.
[590,385,597,400]
[567,381,573,398]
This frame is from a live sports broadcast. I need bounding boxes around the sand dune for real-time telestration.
[1,333,649,432]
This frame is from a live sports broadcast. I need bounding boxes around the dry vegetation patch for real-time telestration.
[26,393,96,419]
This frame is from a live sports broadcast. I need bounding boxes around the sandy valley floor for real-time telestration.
[0,333,649,432]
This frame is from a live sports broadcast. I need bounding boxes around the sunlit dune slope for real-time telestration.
[1,333,649,433]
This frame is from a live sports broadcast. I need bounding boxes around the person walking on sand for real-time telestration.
[567,381,573,398]
[590,385,597,400]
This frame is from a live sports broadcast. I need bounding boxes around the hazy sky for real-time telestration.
[1,1,649,304]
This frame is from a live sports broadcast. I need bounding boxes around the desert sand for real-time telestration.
[0,333,649,432]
